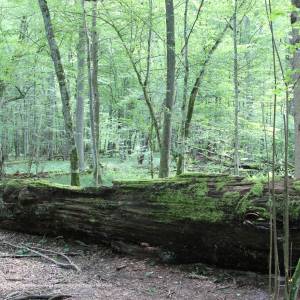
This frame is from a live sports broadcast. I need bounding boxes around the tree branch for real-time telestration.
[0,86,31,107]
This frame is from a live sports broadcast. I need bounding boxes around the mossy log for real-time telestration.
[1,173,300,273]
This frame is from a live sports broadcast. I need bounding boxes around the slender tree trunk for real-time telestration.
[233,0,240,176]
[159,0,176,178]
[266,1,280,297]
[0,144,4,178]
[91,0,102,183]
[176,0,189,176]
[176,1,246,175]
[292,0,300,179]
[47,72,56,161]
[91,1,100,150]
[38,0,80,186]
[82,0,100,186]
[75,2,86,172]
[290,1,300,298]
[103,11,161,150]
[290,259,300,300]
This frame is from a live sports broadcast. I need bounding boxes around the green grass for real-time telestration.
[4,157,157,187]
[5,160,70,174]
[4,155,265,188]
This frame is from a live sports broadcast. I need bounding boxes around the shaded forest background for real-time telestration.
[0,0,293,186]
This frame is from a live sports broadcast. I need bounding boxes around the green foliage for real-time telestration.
[0,0,294,185]
[293,180,300,192]
[250,181,264,197]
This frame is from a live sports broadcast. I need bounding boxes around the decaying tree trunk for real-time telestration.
[1,173,300,273]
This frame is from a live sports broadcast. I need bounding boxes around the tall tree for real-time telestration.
[38,0,80,186]
[176,24,228,174]
[233,0,240,175]
[75,0,86,172]
[159,0,176,178]
[82,0,101,185]
[46,72,56,161]
[176,0,190,175]
[176,0,205,175]
[91,0,100,153]
[99,3,161,151]
[292,0,300,179]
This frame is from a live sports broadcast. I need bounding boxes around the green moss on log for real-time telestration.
[153,187,224,223]
[2,179,82,193]
[250,181,264,196]
[220,191,241,210]
[293,180,300,192]
[215,179,228,191]
[177,172,228,179]
[4,173,300,226]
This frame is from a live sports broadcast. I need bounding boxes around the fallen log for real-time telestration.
[0,173,300,273]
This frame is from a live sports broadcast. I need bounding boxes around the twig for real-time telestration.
[1,242,80,272]
[6,294,71,300]
[28,245,79,266]
[0,252,79,258]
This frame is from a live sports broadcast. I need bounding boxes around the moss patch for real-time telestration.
[154,187,224,223]
[293,181,300,192]
[250,181,264,196]
[2,179,83,194]
[220,191,241,208]
[215,176,232,192]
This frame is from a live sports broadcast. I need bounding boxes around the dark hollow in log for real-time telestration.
[1,173,300,273]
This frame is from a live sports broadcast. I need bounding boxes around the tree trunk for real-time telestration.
[1,174,300,274]
[47,72,56,161]
[75,3,86,172]
[38,0,80,186]
[0,144,4,178]
[159,0,176,178]
[91,0,100,152]
[176,23,229,175]
[91,0,102,184]
[176,0,189,176]
[104,8,161,151]
[233,0,240,175]
[292,1,300,179]
[82,0,100,185]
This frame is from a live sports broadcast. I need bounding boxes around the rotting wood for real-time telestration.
[1,173,300,273]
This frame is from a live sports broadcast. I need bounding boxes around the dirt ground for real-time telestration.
[0,230,272,300]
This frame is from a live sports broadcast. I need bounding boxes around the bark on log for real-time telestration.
[1,173,300,273]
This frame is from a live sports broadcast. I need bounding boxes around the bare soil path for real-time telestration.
[0,230,270,299]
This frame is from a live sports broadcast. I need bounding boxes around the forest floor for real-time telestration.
[0,230,272,300]
[4,156,228,187]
